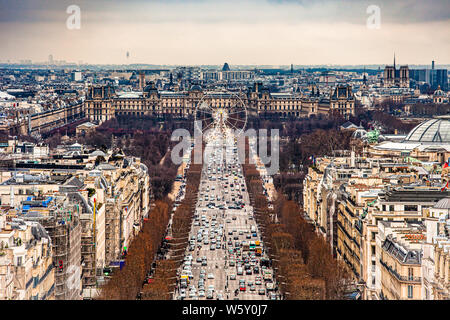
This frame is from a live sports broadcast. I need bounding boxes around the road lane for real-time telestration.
[173,128,277,301]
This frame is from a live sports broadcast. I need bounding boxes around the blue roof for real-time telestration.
[42,197,53,207]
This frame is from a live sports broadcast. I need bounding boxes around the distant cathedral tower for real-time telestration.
[383,53,409,88]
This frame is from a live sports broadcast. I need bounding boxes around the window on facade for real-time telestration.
[408,268,414,280]
[407,285,413,298]
[371,245,376,256]
[404,205,418,212]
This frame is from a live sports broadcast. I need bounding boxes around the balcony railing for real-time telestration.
[379,259,421,283]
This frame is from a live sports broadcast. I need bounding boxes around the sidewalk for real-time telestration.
[168,162,187,201]
[252,154,277,202]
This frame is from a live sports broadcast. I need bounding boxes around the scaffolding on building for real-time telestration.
[25,197,82,300]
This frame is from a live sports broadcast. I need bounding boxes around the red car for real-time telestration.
[240,285,246,292]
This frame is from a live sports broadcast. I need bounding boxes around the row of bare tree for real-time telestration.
[242,140,350,299]
[141,147,203,300]
[98,200,172,300]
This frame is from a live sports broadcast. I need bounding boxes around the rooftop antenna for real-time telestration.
[393,52,396,69]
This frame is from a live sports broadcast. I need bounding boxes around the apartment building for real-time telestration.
[0,214,54,300]
[377,221,424,300]
[303,140,450,299]
[0,141,151,299]
[422,199,450,300]
[21,193,83,300]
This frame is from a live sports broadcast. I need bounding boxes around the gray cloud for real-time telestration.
[0,0,449,24]
[0,0,448,64]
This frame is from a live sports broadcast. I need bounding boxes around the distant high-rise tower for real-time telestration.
[48,54,53,64]
[290,64,294,73]
[222,62,230,71]
[410,60,447,90]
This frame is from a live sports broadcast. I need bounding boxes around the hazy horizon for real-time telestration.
[1,0,449,65]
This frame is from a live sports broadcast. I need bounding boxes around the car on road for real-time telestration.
[206,291,214,299]
[198,290,205,297]
[258,289,265,295]
[229,274,236,280]
[207,273,215,279]
[183,266,191,272]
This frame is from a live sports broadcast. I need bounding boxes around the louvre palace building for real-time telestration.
[85,82,355,123]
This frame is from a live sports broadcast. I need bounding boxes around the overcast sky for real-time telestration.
[0,0,449,65]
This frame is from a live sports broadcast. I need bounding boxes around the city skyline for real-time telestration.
[0,0,449,65]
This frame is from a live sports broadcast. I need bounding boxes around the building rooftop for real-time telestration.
[404,117,450,143]
[433,197,450,209]
[382,235,422,265]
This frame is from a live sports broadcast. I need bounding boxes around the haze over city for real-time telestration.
[0,0,449,65]
[1,0,450,308]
